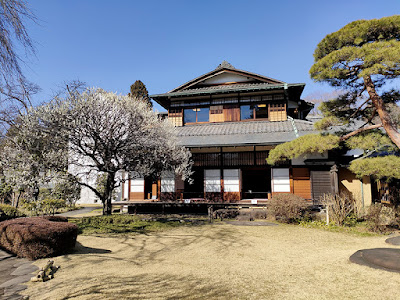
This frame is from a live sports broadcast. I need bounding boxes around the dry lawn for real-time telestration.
[22,223,400,300]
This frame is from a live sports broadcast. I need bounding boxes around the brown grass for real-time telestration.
[22,223,400,300]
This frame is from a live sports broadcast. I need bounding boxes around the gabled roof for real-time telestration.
[169,61,285,93]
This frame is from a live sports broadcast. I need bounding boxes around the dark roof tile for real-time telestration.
[175,120,316,147]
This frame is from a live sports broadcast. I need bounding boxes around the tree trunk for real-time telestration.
[102,173,115,215]
[364,75,400,148]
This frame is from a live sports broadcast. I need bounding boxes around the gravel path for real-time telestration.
[58,206,100,217]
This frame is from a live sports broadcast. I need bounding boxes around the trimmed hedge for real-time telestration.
[0,217,78,260]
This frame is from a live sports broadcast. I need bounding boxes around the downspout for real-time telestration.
[288,116,299,138]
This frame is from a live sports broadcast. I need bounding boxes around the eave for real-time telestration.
[151,83,305,109]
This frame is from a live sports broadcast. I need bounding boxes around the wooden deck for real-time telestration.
[112,200,268,215]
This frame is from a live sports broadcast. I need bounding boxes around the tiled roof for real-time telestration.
[151,82,304,98]
[175,120,316,147]
[167,61,285,93]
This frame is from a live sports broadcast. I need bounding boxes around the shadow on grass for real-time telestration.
[61,223,246,270]
[54,273,232,300]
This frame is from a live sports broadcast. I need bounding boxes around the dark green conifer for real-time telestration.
[128,80,152,108]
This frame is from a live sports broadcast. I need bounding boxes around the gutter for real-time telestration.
[287,116,299,138]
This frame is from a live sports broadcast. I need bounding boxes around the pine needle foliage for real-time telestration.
[267,134,341,165]
[128,80,152,108]
[349,156,400,180]
[345,132,396,152]
[310,15,400,149]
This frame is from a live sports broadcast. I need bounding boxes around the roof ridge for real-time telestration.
[215,60,235,70]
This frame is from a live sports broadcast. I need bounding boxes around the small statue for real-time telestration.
[33,181,39,202]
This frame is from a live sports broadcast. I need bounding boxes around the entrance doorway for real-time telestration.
[241,168,271,199]
[184,168,204,199]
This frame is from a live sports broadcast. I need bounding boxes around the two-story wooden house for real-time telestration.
[119,61,353,203]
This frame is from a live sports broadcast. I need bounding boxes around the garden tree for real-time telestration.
[0,115,66,207]
[52,173,81,207]
[0,0,39,135]
[0,81,87,208]
[16,89,191,215]
[128,80,152,108]
[310,15,400,148]
[268,16,400,180]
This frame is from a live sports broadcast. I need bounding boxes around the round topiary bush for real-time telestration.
[0,216,78,260]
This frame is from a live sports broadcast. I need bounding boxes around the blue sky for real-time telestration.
[22,0,400,111]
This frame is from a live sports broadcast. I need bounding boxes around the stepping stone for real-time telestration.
[350,248,400,273]
[12,260,30,268]
[4,284,28,298]
[0,274,32,289]
[0,250,13,261]
[385,236,400,246]
[11,263,38,276]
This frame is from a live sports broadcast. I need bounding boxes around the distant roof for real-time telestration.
[175,120,316,147]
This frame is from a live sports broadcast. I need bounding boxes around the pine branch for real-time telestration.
[341,124,383,140]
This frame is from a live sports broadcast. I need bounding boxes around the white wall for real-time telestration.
[202,73,253,85]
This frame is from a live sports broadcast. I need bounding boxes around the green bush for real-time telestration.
[268,193,307,223]
[0,204,23,221]
[41,198,66,215]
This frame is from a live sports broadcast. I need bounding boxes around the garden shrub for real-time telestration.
[268,193,307,223]
[321,193,355,226]
[41,198,66,215]
[249,208,268,220]
[213,209,240,220]
[0,204,23,221]
[0,217,78,260]
[366,203,398,232]
[41,215,69,222]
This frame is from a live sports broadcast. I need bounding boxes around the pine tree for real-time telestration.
[268,16,400,180]
[310,15,400,148]
[128,80,152,108]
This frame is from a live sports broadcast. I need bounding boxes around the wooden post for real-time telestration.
[208,205,213,223]
[330,164,339,195]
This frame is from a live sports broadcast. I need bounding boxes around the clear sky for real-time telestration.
[22,0,400,112]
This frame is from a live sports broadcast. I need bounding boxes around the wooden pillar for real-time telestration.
[152,181,158,200]
[157,179,161,201]
[330,164,339,195]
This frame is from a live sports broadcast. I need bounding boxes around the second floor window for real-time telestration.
[240,104,268,120]
[184,107,210,123]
